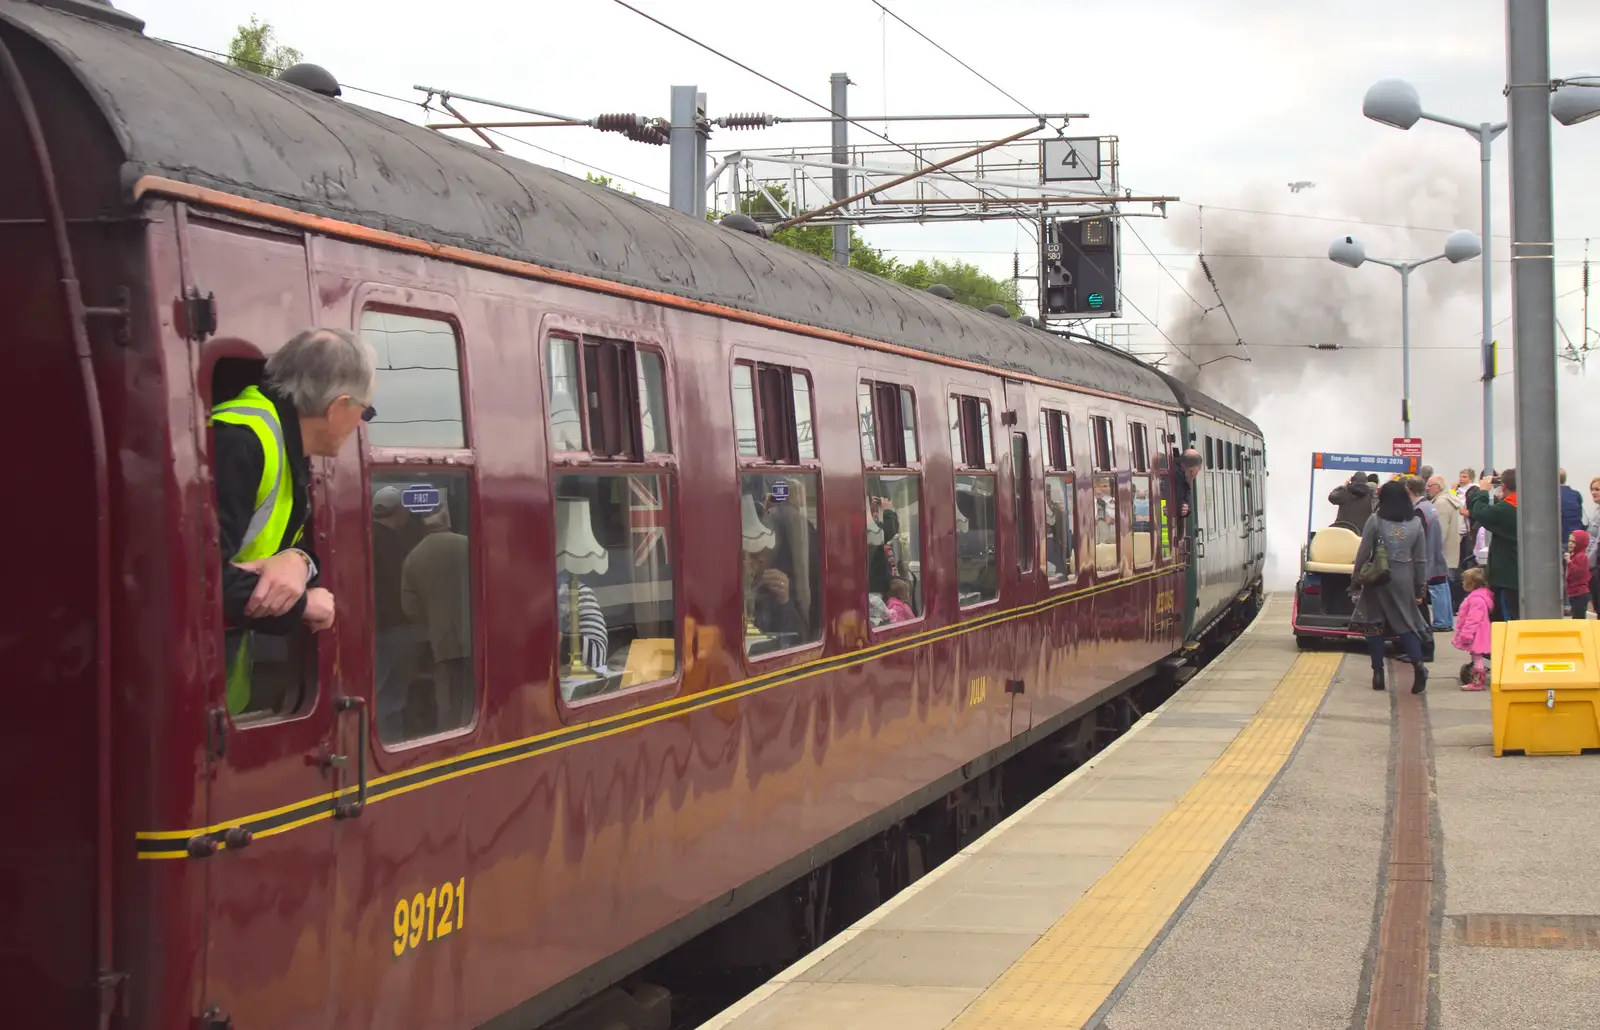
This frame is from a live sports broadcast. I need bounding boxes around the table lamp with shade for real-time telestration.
[741,493,775,637]
[555,497,609,679]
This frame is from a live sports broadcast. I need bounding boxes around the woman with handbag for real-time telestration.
[1350,479,1431,693]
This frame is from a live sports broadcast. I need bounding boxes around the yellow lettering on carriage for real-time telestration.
[393,877,466,957]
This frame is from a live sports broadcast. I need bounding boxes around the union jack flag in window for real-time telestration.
[629,475,670,567]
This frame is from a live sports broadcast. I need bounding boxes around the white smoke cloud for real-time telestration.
[1160,138,1600,588]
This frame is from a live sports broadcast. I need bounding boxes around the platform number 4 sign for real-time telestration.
[1042,138,1101,183]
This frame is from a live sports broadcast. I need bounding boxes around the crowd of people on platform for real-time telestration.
[1331,462,1600,696]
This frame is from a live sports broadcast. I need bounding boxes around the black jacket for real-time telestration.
[214,385,320,634]
[1173,471,1193,535]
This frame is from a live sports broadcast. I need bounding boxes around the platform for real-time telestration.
[701,595,1600,1030]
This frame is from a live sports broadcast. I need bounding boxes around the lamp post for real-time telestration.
[1362,80,1505,474]
[1328,230,1484,438]
[1550,73,1600,125]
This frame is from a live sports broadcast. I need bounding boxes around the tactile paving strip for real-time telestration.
[948,651,1340,1029]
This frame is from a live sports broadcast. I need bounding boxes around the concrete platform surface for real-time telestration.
[700,594,1600,1030]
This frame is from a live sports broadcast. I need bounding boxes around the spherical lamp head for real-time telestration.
[1329,236,1366,269]
[1363,78,1422,130]
[1443,229,1483,264]
[1551,73,1600,127]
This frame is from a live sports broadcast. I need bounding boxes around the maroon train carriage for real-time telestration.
[0,2,1264,1028]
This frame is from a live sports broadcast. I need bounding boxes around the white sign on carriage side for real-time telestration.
[1041,138,1101,182]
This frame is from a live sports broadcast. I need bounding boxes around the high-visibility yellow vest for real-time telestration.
[211,386,304,715]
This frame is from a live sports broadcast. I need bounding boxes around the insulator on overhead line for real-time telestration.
[716,112,777,130]
[592,113,668,145]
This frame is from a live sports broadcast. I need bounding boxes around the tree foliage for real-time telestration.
[579,178,1022,316]
[584,173,637,197]
[227,16,301,75]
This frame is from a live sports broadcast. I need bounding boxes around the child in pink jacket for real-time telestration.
[1453,566,1494,691]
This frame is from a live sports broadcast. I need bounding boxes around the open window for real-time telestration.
[737,360,822,657]
[543,335,679,704]
[950,393,997,607]
[547,335,671,459]
[860,381,923,627]
[734,360,815,464]
[361,309,477,745]
[209,355,317,724]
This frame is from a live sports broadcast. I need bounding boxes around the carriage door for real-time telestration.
[1242,447,1259,579]
[1003,381,1037,736]
[186,217,336,1030]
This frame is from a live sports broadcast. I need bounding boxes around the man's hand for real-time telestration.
[1479,474,1495,492]
[758,568,791,604]
[302,587,336,632]
[234,550,311,617]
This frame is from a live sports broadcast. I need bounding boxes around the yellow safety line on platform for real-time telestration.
[948,651,1341,1029]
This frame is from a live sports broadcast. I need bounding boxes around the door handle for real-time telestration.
[333,695,367,819]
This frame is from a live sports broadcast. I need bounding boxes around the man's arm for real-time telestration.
[1474,498,1519,538]
[215,423,307,633]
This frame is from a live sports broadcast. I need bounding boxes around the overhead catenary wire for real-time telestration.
[865,0,1044,121]
[607,0,1058,229]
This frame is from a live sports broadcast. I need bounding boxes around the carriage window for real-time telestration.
[733,364,759,457]
[1040,408,1072,470]
[1012,433,1033,572]
[1205,436,1215,469]
[370,469,476,744]
[1129,422,1150,473]
[734,360,816,464]
[548,338,584,451]
[1093,474,1119,575]
[793,375,816,459]
[553,473,677,702]
[1045,476,1076,583]
[949,393,993,469]
[866,474,923,626]
[863,382,923,627]
[900,387,919,462]
[637,351,671,453]
[362,310,466,448]
[859,383,878,463]
[1131,475,1154,568]
[860,381,919,467]
[956,474,998,606]
[741,473,823,655]
[1090,416,1115,472]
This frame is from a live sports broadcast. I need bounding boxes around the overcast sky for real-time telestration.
[132,0,1600,578]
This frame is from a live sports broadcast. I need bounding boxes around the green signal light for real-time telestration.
[1086,292,1105,310]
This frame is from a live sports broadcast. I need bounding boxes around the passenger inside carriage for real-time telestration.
[552,473,678,702]
[740,476,821,653]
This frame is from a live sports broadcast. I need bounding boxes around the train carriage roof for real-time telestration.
[6,0,1247,420]
[1152,370,1263,438]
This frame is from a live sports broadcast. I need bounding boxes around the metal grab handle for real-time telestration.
[333,695,367,819]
